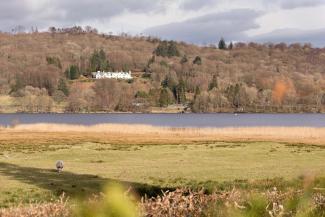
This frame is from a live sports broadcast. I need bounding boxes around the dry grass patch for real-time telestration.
[0,195,70,217]
[2,123,325,145]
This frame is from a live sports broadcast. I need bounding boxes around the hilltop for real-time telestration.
[0,29,324,113]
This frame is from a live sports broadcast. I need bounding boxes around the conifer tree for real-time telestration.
[229,42,233,50]
[176,79,186,104]
[90,49,109,72]
[65,65,80,80]
[218,38,227,50]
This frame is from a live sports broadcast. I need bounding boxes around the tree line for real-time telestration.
[0,31,324,113]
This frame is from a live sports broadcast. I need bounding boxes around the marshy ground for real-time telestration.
[0,124,325,208]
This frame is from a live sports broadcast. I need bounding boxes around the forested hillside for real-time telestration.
[0,28,324,113]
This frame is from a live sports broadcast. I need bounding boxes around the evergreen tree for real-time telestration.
[57,78,69,96]
[161,76,169,89]
[159,88,172,107]
[229,42,233,50]
[209,75,218,90]
[193,56,202,65]
[90,50,99,71]
[218,38,227,50]
[90,49,109,72]
[98,49,109,70]
[65,65,80,80]
[176,79,186,104]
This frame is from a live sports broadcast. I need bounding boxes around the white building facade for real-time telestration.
[92,71,133,80]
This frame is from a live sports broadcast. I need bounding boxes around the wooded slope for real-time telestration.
[0,31,324,113]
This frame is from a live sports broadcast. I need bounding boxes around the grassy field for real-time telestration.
[0,126,325,209]
[0,124,325,208]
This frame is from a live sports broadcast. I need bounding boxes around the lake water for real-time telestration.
[0,113,324,128]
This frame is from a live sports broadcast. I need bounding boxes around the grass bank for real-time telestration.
[2,123,325,145]
[1,125,325,207]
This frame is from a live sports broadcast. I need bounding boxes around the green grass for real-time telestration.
[1,141,325,207]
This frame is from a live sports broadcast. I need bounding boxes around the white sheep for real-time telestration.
[56,160,64,173]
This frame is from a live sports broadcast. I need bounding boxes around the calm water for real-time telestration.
[0,113,324,128]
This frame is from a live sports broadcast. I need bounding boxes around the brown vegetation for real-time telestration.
[1,187,325,217]
[1,124,325,145]
[0,195,70,217]
[0,28,324,113]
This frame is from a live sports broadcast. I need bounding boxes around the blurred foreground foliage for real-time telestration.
[1,177,325,216]
[74,183,138,217]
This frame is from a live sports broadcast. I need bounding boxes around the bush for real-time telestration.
[46,56,62,69]
[193,56,202,65]
[154,41,180,57]
[159,88,174,107]
[57,78,69,96]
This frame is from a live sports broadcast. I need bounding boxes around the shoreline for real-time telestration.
[2,123,325,145]
[0,111,325,114]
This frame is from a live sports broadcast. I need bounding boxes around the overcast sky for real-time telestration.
[1,0,325,46]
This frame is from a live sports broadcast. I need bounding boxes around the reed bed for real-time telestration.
[0,195,70,217]
[2,123,325,145]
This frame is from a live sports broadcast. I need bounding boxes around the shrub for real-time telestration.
[193,56,202,65]
[57,78,69,96]
[209,75,218,90]
[154,41,180,57]
[46,56,62,69]
[159,88,174,107]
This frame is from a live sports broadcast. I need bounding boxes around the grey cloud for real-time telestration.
[0,1,31,22]
[0,1,35,31]
[180,0,325,11]
[144,9,261,44]
[0,0,164,32]
[1,0,325,47]
[55,0,160,21]
[277,0,325,9]
[252,28,325,47]
[181,0,217,10]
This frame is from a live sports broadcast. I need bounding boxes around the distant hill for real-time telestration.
[0,30,324,113]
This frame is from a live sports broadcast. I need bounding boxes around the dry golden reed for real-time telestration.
[1,123,325,145]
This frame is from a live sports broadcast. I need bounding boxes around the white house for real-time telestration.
[92,71,133,80]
